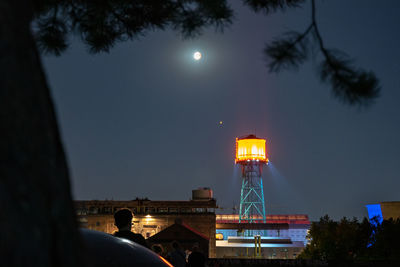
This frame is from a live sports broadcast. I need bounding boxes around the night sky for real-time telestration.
[43,0,400,221]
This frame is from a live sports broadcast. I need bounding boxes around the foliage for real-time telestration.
[33,0,234,54]
[371,218,400,260]
[244,0,305,14]
[299,215,400,261]
[33,0,380,106]
[264,0,380,106]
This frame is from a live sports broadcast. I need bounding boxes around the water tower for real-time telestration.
[235,135,269,224]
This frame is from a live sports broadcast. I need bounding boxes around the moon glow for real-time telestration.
[193,51,202,60]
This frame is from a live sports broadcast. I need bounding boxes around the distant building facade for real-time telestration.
[215,214,310,259]
[366,201,400,223]
[75,188,217,257]
[75,187,311,259]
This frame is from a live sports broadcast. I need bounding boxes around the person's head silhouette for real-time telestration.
[171,241,180,251]
[114,209,133,231]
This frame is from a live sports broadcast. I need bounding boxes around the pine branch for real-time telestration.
[310,0,380,106]
[243,0,306,14]
[35,6,68,56]
[265,25,312,71]
[33,0,233,53]
[264,0,380,107]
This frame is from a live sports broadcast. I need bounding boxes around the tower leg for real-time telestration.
[260,178,266,223]
[239,179,245,223]
[238,162,266,232]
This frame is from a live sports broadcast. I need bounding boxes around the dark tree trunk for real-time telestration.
[0,1,83,266]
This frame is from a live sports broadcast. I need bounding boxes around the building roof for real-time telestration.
[238,134,261,140]
[75,199,216,208]
[147,221,209,243]
[216,214,310,225]
[75,199,217,216]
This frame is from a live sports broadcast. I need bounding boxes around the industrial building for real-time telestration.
[75,188,310,259]
[215,214,310,259]
[75,188,217,257]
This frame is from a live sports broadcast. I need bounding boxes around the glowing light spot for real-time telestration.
[235,137,268,163]
[120,238,133,244]
[159,256,174,267]
[252,145,257,155]
[193,51,202,60]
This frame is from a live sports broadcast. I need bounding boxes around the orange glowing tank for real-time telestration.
[235,135,268,164]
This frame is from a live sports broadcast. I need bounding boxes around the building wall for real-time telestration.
[215,214,310,247]
[75,199,217,257]
[366,201,400,223]
[216,227,309,246]
[215,244,304,259]
[380,202,400,220]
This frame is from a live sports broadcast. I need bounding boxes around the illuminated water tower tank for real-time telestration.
[235,135,269,224]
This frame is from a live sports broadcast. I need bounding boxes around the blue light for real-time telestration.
[366,204,383,225]
[365,204,383,248]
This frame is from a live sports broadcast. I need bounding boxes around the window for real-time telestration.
[158,207,168,213]
[76,208,87,215]
[194,208,205,213]
[180,207,191,213]
[169,207,178,213]
[89,207,98,214]
[145,207,155,214]
[102,206,112,214]
[143,225,157,228]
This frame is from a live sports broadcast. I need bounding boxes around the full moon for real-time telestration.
[193,51,202,61]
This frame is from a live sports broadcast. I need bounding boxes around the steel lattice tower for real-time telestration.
[235,135,268,224]
[239,162,266,223]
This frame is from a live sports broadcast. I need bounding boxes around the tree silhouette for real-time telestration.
[299,215,400,261]
[34,0,233,54]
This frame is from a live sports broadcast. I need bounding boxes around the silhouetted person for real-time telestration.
[167,241,186,267]
[187,243,206,267]
[113,209,148,248]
